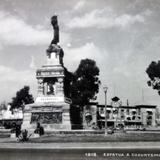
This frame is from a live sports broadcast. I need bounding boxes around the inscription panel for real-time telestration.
[35,96,64,103]
[31,112,62,124]
[37,71,64,77]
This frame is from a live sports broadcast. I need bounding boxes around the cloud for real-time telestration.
[73,0,85,10]
[113,66,131,77]
[64,42,106,71]
[66,8,145,29]
[29,56,36,69]
[0,65,34,83]
[0,11,50,46]
[0,65,36,102]
[0,11,70,48]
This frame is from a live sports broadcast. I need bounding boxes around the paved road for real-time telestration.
[0,141,160,160]
[1,141,160,149]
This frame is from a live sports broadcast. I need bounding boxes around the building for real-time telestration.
[97,104,157,129]
[82,97,157,130]
[0,105,23,129]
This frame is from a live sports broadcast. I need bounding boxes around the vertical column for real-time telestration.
[57,77,64,96]
[21,105,32,130]
[37,78,44,96]
[142,109,147,126]
[111,107,113,119]
[118,108,121,119]
[152,110,156,127]
[62,104,71,130]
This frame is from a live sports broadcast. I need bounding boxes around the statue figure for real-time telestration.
[47,82,54,95]
[51,15,59,45]
[46,15,64,65]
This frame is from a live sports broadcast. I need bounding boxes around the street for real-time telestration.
[0,142,160,160]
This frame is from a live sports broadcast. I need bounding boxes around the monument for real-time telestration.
[22,15,71,131]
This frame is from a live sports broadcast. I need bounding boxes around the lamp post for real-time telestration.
[103,86,108,135]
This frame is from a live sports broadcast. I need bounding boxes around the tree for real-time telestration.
[10,86,34,110]
[70,59,101,106]
[66,59,101,129]
[64,67,74,99]
[146,60,160,95]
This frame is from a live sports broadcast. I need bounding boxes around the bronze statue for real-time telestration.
[51,15,59,45]
[46,15,64,65]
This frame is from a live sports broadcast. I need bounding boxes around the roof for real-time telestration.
[135,104,157,108]
[111,96,120,102]
[97,104,157,109]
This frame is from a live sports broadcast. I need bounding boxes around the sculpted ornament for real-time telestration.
[46,15,64,65]
[58,78,63,83]
[50,15,59,45]
[38,78,43,84]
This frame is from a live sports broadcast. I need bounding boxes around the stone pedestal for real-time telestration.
[22,101,71,131]
[22,44,71,132]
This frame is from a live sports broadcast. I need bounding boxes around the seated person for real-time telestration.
[34,122,44,136]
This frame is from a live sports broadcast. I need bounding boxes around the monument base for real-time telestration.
[22,101,71,132]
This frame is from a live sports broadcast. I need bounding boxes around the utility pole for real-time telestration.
[103,86,108,135]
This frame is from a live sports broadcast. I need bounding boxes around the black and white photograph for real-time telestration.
[0,0,160,159]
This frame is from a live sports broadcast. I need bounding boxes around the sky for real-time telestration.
[0,0,160,106]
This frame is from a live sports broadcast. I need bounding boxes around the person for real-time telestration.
[18,129,29,142]
[34,122,44,136]
[15,124,21,137]
[22,129,28,141]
